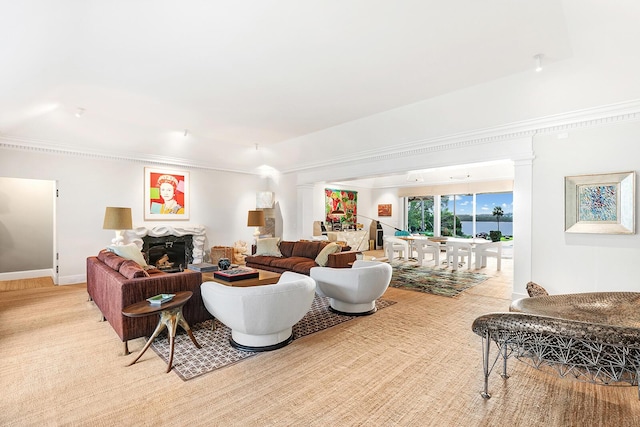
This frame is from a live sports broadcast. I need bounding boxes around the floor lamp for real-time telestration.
[103,207,133,245]
[353,214,408,250]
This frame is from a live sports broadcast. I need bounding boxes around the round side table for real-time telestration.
[122,290,201,373]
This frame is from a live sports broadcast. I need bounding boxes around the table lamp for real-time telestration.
[247,209,266,242]
[103,207,133,245]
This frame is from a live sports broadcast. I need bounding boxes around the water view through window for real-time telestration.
[407,192,513,238]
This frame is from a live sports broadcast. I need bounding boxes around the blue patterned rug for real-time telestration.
[150,295,395,380]
[389,261,489,297]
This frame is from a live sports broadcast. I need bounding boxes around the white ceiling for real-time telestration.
[1,1,574,176]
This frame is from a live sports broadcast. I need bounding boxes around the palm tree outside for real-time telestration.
[492,206,504,232]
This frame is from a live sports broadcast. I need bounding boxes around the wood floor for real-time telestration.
[0,275,54,291]
[1,257,639,426]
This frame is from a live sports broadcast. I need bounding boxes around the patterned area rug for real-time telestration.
[389,261,489,297]
[150,295,395,380]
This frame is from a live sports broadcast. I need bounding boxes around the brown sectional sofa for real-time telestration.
[245,240,357,275]
[86,250,211,354]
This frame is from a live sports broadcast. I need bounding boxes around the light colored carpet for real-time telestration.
[2,276,639,426]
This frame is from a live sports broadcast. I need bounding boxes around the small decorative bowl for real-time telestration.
[218,258,231,270]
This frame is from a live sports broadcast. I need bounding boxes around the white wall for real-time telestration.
[0,149,263,284]
[531,121,640,295]
[369,187,402,235]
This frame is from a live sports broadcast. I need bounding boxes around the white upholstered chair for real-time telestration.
[383,236,409,261]
[200,272,316,351]
[310,260,392,315]
[474,241,502,270]
[414,238,441,266]
[445,241,473,271]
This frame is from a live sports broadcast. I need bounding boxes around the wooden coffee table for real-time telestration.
[202,268,281,287]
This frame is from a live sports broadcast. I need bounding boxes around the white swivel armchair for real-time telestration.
[200,272,316,351]
[414,238,441,266]
[474,241,502,270]
[383,236,409,261]
[310,260,392,315]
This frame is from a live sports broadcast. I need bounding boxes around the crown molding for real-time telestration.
[2,99,640,175]
[279,99,640,174]
[0,135,256,175]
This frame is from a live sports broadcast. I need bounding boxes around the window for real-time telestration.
[442,194,473,237]
[407,196,435,235]
[474,192,513,238]
[405,192,513,238]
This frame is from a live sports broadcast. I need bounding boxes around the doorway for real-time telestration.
[0,177,56,283]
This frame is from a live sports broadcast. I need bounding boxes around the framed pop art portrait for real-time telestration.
[565,171,635,234]
[144,167,190,220]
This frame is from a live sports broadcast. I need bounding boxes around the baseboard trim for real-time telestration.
[58,274,86,285]
[0,269,53,281]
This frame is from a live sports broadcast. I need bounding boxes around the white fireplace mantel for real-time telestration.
[124,225,207,264]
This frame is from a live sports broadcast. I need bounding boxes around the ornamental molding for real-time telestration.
[2,99,640,174]
[285,99,640,173]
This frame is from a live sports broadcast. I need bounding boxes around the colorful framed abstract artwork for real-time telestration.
[144,167,190,220]
[565,171,635,234]
[325,188,357,225]
[378,204,392,216]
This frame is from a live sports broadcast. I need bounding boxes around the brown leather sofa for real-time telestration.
[86,250,211,354]
[245,240,357,275]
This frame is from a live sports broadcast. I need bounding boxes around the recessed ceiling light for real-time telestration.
[450,174,470,180]
[534,54,543,72]
[75,107,85,118]
[406,172,424,182]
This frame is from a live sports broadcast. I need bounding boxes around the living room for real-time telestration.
[2,1,640,425]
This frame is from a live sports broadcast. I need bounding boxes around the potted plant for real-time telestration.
[489,230,502,242]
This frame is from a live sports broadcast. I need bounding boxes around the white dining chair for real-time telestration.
[383,236,409,261]
[414,238,441,266]
[445,241,473,271]
[474,241,502,270]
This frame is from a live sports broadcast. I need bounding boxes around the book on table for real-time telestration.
[187,262,218,272]
[213,267,259,282]
[146,294,175,305]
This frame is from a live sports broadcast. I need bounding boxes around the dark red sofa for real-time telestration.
[86,250,211,354]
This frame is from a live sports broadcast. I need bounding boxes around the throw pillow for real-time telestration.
[107,243,148,267]
[314,242,341,266]
[119,259,149,279]
[102,252,126,271]
[255,238,283,257]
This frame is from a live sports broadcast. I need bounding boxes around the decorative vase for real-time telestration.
[218,258,231,270]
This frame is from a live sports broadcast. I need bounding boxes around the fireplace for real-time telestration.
[124,225,207,268]
[142,234,193,273]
